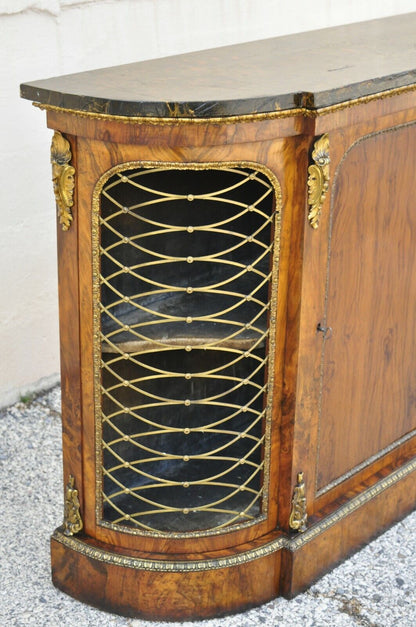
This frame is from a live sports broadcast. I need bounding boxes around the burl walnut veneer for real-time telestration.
[21,13,416,621]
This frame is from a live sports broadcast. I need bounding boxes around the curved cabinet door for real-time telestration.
[92,159,282,550]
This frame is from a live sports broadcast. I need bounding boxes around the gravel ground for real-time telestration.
[0,385,415,627]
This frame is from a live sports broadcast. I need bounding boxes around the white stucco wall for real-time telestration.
[1,0,415,407]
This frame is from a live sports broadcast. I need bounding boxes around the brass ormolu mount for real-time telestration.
[307,134,330,229]
[289,472,308,533]
[63,475,83,536]
[51,131,75,231]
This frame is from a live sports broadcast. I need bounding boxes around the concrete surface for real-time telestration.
[1,385,415,626]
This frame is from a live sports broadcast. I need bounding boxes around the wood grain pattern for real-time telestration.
[292,103,416,514]
[55,133,84,508]
[317,123,416,490]
[35,42,416,617]
[49,454,416,617]
[281,461,416,598]
[51,536,280,620]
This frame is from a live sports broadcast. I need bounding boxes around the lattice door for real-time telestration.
[94,162,280,535]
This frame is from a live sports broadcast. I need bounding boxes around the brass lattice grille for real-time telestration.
[96,163,279,535]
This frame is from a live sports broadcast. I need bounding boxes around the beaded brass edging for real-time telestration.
[53,455,416,570]
[317,427,416,497]
[33,82,416,125]
[292,456,416,550]
[92,160,282,539]
[53,529,286,572]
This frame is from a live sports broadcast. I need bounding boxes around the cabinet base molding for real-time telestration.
[50,532,282,621]
[51,457,416,620]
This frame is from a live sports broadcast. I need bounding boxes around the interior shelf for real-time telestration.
[101,286,269,353]
[98,164,275,535]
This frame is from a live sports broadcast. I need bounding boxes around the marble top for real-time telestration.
[20,13,416,118]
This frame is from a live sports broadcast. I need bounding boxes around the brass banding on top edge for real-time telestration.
[33,82,416,125]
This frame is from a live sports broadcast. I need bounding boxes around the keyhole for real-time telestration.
[317,323,333,339]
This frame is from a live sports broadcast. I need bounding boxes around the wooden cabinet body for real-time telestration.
[21,14,416,620]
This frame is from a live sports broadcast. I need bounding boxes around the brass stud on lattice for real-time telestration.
[98,165,278,533]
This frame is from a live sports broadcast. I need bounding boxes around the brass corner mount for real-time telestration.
[307,133,330,229]
[51,131,75,231]
[289,471,308,533]
[63,474,83,536]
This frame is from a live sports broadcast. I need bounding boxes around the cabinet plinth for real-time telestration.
[21,12,416,621]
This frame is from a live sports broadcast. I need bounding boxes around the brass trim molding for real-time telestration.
[293,455,416,550]
[317,427,416,497]
[53,527,286,572]
[289,472,308,532]
[53,455,416,570]
[51,131,75,230]
[307,134,330,229]
[36,102,307,125]
[63,475,83,536]
[34,82,416,126]
[91,159,282,539]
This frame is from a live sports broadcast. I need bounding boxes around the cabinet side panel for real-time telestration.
[55,133,84,503]
[317,123,416,490]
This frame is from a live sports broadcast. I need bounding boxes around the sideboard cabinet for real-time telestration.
[21,13,416,621]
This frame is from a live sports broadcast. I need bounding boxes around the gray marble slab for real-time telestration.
[20,13,416,118]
